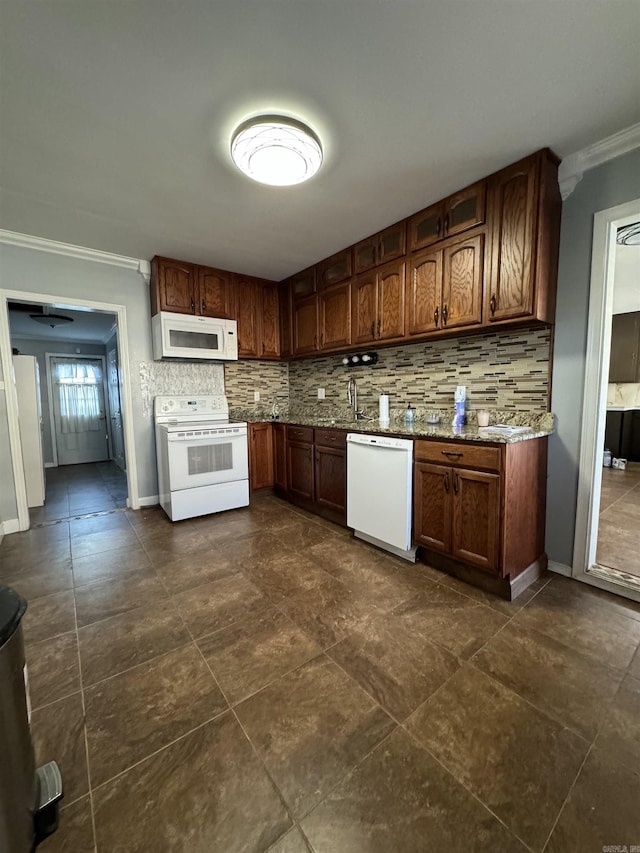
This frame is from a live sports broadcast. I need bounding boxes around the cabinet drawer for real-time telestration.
[415,440,501,472]
[287,425,314,444]
[315,428,347,448]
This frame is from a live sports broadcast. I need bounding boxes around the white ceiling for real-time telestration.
[1,1,639,281]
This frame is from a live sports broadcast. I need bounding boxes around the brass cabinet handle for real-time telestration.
[444,471,450,492]
[442,304,448,325]
[434,306,439,327]
[490,293,497,315]
[442,450,463,458]
[201,299,206,313]
[453,471,459,493]
[191,298,195,312]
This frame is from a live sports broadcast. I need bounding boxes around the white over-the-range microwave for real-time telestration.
[151,311,238,361]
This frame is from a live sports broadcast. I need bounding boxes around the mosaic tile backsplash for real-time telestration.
[139,361,224,417]
[288,326,552,421]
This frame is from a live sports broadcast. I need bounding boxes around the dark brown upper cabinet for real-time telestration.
[351,259,405,345]
[354,221,406,274]
[291,266,316,300]
[233,276,280,359]
[293,293,319,356]
[319,281,351,350]
[409,181,486,252]
[151,257,197,315]
[485,149,560,326]
[197,266,233,318]
[317,248,352,289]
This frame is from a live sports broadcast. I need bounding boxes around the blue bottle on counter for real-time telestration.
[404,404,415,427]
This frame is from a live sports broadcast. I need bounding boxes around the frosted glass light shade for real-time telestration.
[231,116,323,186]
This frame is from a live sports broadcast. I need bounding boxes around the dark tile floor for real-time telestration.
[598,461,640,579]
[1,468,640,852]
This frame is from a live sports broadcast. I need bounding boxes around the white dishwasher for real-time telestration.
[346,433,417,562]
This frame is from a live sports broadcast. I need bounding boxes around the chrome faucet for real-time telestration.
[347,376,358,420]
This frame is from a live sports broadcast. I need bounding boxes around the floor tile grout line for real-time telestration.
[540,739,597,852]
[79,637,194,693]
[191,637,301,843]
[399,721,538,853]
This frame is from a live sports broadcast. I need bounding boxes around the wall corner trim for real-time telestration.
[0,230,151,282]
[558,122,640,200]
[548,560,572,577]
[137,495,159,508]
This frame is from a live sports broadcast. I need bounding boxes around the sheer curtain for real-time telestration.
[54,360,103,433]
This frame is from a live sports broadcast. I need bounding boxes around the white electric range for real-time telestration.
[154,395,249,521]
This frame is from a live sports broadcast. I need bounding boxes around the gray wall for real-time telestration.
[11,337,107,465]
[546,147,640,566]
[0,358,19,526]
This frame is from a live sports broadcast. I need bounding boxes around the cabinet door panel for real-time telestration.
[279,281,292,359]
[291,267,316,299]
[293,295,318,355]
[407,248,442,336]
[198,267,232,318]
[414,462,451,553]
[260,281,280,358]
[377,259,405,341]
[351,272,377,344]
[452,469,500,573]
[315,445,346,516]
[445,181,486,237]
[409,202,444,251]
[441,235,483,329]
[287,441,315,502]
[249,423,274,490]
[354,237,378,274]
[156,259,196,314]
[609,312,640,383]
[273,424,287,491]
[320,282,351,350]
[234,276,259,357]
[318,249,352,288]
[379,222,406,264]
[488,162,537,321]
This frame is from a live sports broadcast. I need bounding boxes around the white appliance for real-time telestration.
[152,311,238,361]
[346,433,417,561]
[154,395,248,521]
[13,355,45,508]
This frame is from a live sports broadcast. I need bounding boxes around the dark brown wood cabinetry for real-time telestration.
[280,425,347,523]
[151,257,234,319]
[318,248,352,289]
[409,181,486,251]
[414,437,548,599]
[354,222,406,273]
[352,259,405,344]
[234,276,280,359]
[248,423,274,491]
[319,281,351,350]
[609,312,640,383]
[273,423,287,491]
[293,294,319,355]
[407,234,483,335]
[485,149,560,326]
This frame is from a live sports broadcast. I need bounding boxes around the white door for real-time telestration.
[107,346,126,471]
[51,356,109,465]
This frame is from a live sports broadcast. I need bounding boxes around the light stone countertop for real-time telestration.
[234,410,555,444]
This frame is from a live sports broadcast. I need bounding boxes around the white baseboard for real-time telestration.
[1,518,21,536]
[548,560,572,577]
[44,462,56,468]
[137,495,159,508]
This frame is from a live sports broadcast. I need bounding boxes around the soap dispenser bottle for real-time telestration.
[404,404,415,427]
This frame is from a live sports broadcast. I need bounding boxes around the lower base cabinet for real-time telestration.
[413,437,547,599]
[275,425,347,524]
[248,423,274,491]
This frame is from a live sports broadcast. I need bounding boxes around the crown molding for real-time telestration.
[558,123,640,200]
[0,230,151,282]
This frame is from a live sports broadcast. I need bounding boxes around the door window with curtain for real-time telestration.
[53,359,104,433]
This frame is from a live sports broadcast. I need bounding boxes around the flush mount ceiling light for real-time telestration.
[30,312,74,328]
[617,222,640,245]
[230,115,323,186]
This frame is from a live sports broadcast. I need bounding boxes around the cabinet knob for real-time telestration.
[490,293,497,315]
[191,298,195,312]
[442,304,448,325]
[436,216,442,237]
[434,306,439,327]
[201,299,206,313]
[370,321,375,338]
[444,212,450,234]
[377,319,381,337]
[453,471,459,494]
[444,471,450,492]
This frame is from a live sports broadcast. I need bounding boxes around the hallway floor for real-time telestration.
[1,488,639,853]
[29,461,128,525]
[597,460,640,580]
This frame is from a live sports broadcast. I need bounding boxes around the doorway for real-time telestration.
[0,290,139,531]
[574,200,640,602]
[50,355,110,466]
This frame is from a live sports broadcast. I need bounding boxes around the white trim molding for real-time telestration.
[1,518,20,536]
[558,123,640,200]
[0,230,150,283]
[137,495,159,508]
